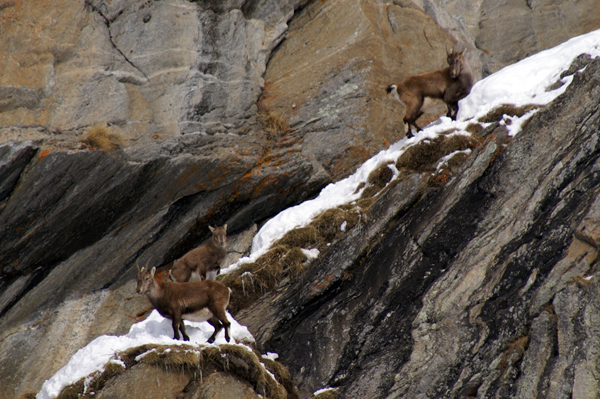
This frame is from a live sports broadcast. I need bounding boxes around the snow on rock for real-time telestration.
[458,29,600,122]
[224,29,600,276]
[37,310,253,399]
[302,248,320,261]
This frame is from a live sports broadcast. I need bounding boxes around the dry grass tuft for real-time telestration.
[313,207,360,242]
[367,162,395,188]
[360,185,382,200]
[220,206,361,314]
[444,151,471,170]
[396,134,480,173]
[465,122,484,136]
[219,247,288,313]
[284,247,309,278]
[204,345,288,399]
[276,226,320,248]
[56,358,126,399]
[353,162,397,200]
[81,125,124,152]
[258,108,289,139]
[262,357,300,399]
[477,104,540,124]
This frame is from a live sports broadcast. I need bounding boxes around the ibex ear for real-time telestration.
[223,224,227,231]
[136,261,141,272]
[209,225,215,233]
[150,267,156,277]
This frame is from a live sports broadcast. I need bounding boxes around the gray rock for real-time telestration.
[0,131,329,398]
[242,57,600,398]
[414,0,600,77]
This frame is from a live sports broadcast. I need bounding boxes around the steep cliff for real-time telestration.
[2,0,600,398]
[240,55,600,398]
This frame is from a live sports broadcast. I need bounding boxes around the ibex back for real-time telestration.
[170,225,227,282]
[386,46,474,137]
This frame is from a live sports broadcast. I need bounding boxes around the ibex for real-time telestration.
[386,46,474,137]
[170,225,227,282]
[136,261,231,342]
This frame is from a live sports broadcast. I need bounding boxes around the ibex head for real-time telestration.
[446,45,466,79]
[209,224,227,247]
[135,260,154,295]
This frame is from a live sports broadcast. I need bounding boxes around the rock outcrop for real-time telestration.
[0,131,329,397]
[414,0,600,76]
[259,0,455,179]
[238,56,600,398]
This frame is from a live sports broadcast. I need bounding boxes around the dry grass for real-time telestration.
[313,207,360,242]
[350,162,397,201]
[258,108,289,139]
[444,151,471,169]
[219,206,361,314]
[477,104,540,124]
[277,226,320,248]
[465,122,484,136]
[284,247,310,278]
[52,344,296,399]
[81,125,124,152]
[367,162,395,188]
[396,134,480,173]
[56,360,126,399]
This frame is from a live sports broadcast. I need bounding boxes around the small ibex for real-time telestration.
[170,225,227,282]
[386,46,474,137]
[136,261,231,342]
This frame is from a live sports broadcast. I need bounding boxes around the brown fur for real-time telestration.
[136,261,231,342]
[387,47,474,137]
[170,225,227,282]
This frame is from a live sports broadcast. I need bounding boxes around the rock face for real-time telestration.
[0,131,328,397]
[238,56,600,398]
[414,0,600,76]
[1,0,600,398]
[0,0,300,141]
[260,0,455,179]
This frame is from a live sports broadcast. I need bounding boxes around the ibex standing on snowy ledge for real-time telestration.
[136,261,232,342]
[386,46,474,137]
[170,225,227,282]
